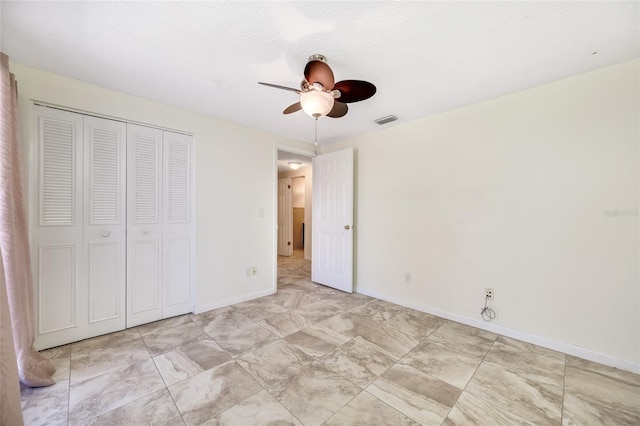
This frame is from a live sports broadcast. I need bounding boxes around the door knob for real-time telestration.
[344,225,350,230]
[142,230,150,236]
[101,231,110,238]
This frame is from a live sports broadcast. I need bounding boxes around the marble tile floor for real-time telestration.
[21,256,640,425]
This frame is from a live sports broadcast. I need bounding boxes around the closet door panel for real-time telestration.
[127,124,163,327]
[162,131,193,318]
[38,245,76,333]
[84,116,126,335]
[129,239,161,316]
[164,236,190,308]
[32,106,85,349]
[87,242,122,322]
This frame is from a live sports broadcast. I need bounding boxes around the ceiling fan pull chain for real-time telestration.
[314,117,318,157]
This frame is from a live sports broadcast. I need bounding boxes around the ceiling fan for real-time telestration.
[259,54,376,119]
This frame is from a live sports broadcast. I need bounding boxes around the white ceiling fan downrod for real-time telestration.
[314,117,318,157]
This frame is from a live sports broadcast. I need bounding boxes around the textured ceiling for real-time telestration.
[1,1,638,145]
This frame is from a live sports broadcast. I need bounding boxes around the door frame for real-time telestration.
[273,145,315,293]
[277,177,293,257]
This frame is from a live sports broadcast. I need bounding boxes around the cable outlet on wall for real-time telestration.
[485,287,494,300]
[251,266,257,276]
[404,273,412,284]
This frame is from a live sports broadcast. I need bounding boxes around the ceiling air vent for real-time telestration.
[374,115,397,125]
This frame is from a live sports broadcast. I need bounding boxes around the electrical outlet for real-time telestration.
[251,266,257,276]
[404,273,412,284]
[485,287,494,300]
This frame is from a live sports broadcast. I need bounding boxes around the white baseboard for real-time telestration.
[356,287,640,375]
[194,287,276,314]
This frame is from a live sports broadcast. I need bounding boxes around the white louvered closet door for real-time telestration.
[162,131,193,318]
[126,124,164,327]
[83,116,127,336]
[32,106,85,349]
[32,108,194,348]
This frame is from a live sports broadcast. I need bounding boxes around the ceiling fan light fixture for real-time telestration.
[259,54,375,120]
[300,90,334,118]
[288,161,302,170]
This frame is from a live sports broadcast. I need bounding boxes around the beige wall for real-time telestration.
[12,58,639,370]
[279,165,312,260]
[324,59,639,369]
[11,62,314,312]
[291,177,305,208]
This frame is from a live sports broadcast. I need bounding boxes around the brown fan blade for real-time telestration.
[304,60,335,90]
[333,80,376,103]
[283,102,302,114]
[259,82,301,93]
[327,101,348,118]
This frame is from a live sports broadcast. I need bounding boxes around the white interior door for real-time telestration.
[277,178,292,256]
[83,115,127,336]
[162,130,193,318]
[126,123,163,327]
[32,108,127,349]
[312,148,354,293]
[32,106,84,349]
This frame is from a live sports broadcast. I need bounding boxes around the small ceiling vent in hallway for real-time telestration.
[374,115,398,125]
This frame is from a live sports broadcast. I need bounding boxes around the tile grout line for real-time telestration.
[66,345,73,426]
[560,353,568,426]
[191,299,295,423]
[312,316,439,425]
[142,318,185,425]
[146,314,237,425]
[236,360,304,425]
[273,272,446,425]
[439,331,500,425]
[144,336,189,426]
[333,330,424,425]
[384,322,453,425]
[238,275,385,425]
[154,360,189,426]
[78,327,163,425]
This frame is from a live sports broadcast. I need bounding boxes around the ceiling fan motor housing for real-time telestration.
[308,54,327,63]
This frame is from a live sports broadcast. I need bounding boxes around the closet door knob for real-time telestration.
[142,230,150,236]
[101,231,110,238]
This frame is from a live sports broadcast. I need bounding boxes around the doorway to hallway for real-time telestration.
[276,148,313,289]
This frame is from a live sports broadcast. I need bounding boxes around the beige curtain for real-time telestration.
[0,52,55,393]
[0,52,24,426]
[1,252,24,426]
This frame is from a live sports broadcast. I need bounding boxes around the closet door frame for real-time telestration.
[30,103,195,348]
